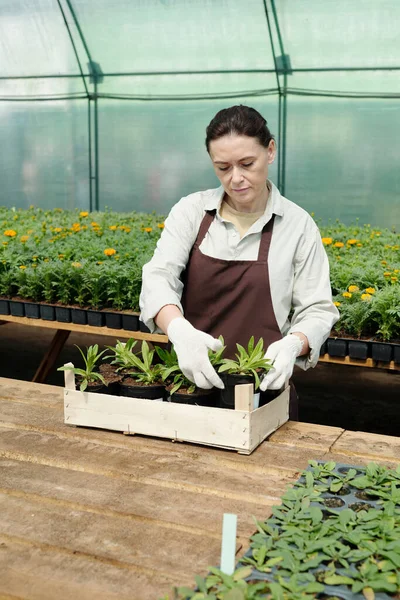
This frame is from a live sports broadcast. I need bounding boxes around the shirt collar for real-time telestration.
[204,180,284,219]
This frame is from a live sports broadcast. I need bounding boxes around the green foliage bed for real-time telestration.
[0,207,399,340]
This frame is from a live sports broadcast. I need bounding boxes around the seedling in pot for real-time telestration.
[124,341,163,385]
[58,344,106,392]
[218,336,273,391]
[104,338,139,372]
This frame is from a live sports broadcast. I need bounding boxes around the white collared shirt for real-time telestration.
[139,181,339,369]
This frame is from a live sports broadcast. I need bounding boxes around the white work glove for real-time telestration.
[167,318,224,390]
[260,335,304,392]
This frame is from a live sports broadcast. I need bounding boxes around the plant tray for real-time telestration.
[62,363,289,454]
[237,460,400,599]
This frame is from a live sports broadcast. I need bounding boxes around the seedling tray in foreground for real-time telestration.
[62,363,289,454]
[174,460,400,599]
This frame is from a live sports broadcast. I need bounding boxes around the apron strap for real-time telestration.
[257,214,275,261]
[193,210,216,249]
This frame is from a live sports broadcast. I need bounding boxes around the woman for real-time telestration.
[139,105,339,418]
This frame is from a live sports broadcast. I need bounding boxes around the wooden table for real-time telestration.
[0,377,399,600]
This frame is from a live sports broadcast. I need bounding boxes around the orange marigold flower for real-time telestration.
[347,239,358,245]
[321,237,332,245]
[342,292,352,298]
[157,223,165,229]
[109,225,117,231]
[124,227,131,233]
[361,293,372,301]
[381,260,387,265]
[365,287,376,294]
[356,243,363,247]
[383,272,391,277]
[4,230,16,237]
[391,276,398,282]
[394,269,399,274]
[334,242,344,248]
[348,285,359,293]
[91,221,99,227]
[20,236,29,243]
[19,265,26,270]
[333,301,341,307]
[53,227,62,233]
[104,248,116,256]
[143,227,153,233]
[79,211,89,217]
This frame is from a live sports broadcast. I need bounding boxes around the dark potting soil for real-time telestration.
[348,502,373,512]
[99,363,121,386]
[322,497,345,508]
[122,377,163,387]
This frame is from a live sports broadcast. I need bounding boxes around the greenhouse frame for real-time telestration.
[1,0,399,228]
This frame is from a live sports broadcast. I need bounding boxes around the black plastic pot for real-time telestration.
[87,310,104,327]
[371,342,393,362]
[0,299,10,315]
[100,382,120,396]
[319,341,327,356]
[119,382,165,400]
[55,306,71,323]
[76,382,107,393]
[327,338,347,357]
[9,300,25,317]
[24,301,40,319]
[348,340,369,360]
[139,319,151,333]
[122,313,139,331]
[170,389,219,406]
[259,388,284,407]
[71,308,87,325]
[393,344,400,366]
[104,311,122,329]
[40,303,55,321]
[219,373,254,409]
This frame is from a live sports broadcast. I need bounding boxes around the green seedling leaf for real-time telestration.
[324,574,354,585]
[330,480,343,492]
[194,576,207,594]
[232,566,253,581]
[339,508,354,526]
[224,589,245,600]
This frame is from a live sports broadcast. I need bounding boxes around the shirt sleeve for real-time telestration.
[139,194,202,333]
[287,224,340,370]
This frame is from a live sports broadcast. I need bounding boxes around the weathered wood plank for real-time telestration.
[0,492,221,577]
[0,457,278,539]
[268,421,345,451]
[330,430,400,463]
[0,535,177,600]
[0,427,294,504]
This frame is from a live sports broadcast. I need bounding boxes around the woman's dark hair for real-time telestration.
[205,105,274,152]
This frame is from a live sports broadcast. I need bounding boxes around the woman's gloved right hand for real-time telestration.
[167,317,224,390]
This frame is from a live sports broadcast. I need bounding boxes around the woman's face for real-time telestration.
[208,134,276,212]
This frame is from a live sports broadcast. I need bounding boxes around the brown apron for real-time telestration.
[181,210,299,420]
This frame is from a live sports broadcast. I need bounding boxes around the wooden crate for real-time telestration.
[62,364,289,455]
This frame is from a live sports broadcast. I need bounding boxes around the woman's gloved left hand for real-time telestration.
[260,335,304,391]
